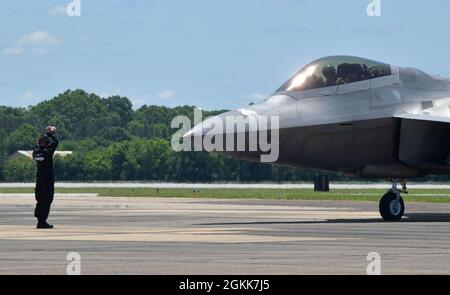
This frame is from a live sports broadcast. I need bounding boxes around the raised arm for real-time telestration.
[45,126,59,155]
[47,134,59,154]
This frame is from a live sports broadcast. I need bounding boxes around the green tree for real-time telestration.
[54,154,85,181]
[83,148,113,180]
[96,127,132,146]
[0,129,7,180]
[26,89,133,140]
[58,139,98,153]
[136,139,171,180]
[0,106,26,136]
[3,157,36,182]
[5,124,39,154]
[126,120,146,137]
[103,95,134,126]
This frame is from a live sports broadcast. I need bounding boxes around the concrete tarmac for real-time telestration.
[1,194,450,274]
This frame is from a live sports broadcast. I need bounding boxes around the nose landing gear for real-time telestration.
[379,179,407,221]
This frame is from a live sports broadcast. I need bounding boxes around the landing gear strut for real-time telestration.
[379,179,407,221]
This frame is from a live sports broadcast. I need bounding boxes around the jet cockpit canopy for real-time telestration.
[277,56,391,93]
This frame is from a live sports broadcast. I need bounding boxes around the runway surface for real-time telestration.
[1,194,450,274]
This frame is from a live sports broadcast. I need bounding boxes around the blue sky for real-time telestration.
[1,0,450,110]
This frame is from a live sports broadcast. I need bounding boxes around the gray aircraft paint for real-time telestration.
[184,56,450,178]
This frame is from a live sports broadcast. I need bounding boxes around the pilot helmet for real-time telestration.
[322,64,336,77]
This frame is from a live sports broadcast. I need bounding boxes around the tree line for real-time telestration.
[0,89,323,182]
[2,89,439,183]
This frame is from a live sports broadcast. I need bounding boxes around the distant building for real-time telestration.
[9,150,73,160]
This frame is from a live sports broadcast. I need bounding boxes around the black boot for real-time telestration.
[37,221,54,229]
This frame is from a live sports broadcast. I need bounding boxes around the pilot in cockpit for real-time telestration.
[322,65,337,87]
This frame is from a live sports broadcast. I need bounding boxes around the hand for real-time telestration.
[46,126,57,135]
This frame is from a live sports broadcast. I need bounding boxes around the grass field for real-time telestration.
[2,187,450,203]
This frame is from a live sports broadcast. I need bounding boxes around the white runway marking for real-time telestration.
[0,225,355,243]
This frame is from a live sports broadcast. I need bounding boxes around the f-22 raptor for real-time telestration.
[185,56,450,221]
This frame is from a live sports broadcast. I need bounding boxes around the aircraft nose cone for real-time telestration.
[182,116,221,151]
[182,122,205,139]
[182,110,248,150]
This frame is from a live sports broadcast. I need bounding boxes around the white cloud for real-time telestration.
[17,90,35,102]
[2,46,25,55]
[157,90,176,100]
[48,5,67,16]
[2,30,61,56]
[18,30,60,47]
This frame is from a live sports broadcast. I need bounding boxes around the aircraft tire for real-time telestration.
[379,192,404,221]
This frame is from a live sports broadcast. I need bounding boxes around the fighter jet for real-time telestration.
[183,56,450,221]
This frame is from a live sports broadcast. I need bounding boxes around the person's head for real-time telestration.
[46,126,57,135]
[37,135,51,148]
[322,65,337,85]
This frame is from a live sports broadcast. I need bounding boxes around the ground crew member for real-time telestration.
[33,126,58,229]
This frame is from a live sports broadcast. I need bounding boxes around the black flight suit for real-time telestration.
[34,134,59,224]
